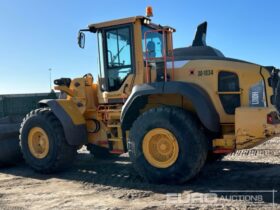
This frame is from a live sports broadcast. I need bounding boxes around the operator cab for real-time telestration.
[78,14,175,96]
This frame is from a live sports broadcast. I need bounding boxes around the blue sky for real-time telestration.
[0,0,279,94]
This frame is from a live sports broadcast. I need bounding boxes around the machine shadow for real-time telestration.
[1,153,279,205]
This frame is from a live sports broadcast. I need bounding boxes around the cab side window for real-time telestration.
[218,71,241,114]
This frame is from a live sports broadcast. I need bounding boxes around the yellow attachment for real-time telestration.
[28,127,50,159]
[54,86,75,97]
[142,128,179,168]
[55,77,88,114]
[57,100,86,125]
[85,75,93,86]
[235,107,280,149]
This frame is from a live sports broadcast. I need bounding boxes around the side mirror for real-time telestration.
[78,31,85,49]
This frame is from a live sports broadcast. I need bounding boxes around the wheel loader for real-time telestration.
[1,7,280,184]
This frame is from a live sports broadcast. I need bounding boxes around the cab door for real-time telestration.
[98,24,135,99]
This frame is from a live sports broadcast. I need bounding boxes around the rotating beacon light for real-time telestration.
[146,6,153,17]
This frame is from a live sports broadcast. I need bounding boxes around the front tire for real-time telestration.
[20,108,77,173]
[128,106,208,184]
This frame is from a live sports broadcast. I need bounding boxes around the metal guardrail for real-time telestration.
[0,92,57,118]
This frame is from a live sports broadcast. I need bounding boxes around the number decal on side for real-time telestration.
[198,70,213,76]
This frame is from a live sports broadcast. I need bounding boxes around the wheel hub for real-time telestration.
[142,128,179,168]
[28,127,50,159]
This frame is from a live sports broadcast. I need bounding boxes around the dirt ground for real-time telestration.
[1,137,280,210]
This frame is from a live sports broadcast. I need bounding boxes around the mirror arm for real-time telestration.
[79,29,90,32]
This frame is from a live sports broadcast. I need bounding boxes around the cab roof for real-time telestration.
[88,16,175,32]
[88,16,147,32]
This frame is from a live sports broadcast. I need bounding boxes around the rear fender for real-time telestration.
[39,99,87,146]
[121,82,220,133]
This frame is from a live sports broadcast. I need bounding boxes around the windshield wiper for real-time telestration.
[111,43,128,64]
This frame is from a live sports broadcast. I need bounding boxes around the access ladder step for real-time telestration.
[108,138,122,142]
[109,149,123,154]
[107,124,121,128]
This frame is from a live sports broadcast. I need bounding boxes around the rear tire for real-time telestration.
[20,108,77,173]
[128,106,208,184]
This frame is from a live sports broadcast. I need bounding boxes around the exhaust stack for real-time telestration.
[192,22,207,47]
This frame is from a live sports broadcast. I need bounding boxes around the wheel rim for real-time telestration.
[28,127,50,159]
[142,128,179,168]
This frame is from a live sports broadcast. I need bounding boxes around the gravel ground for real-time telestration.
[0,137,280,209]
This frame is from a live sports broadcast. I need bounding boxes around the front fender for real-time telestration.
[121,82,220,133]
[39,99,87,146]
